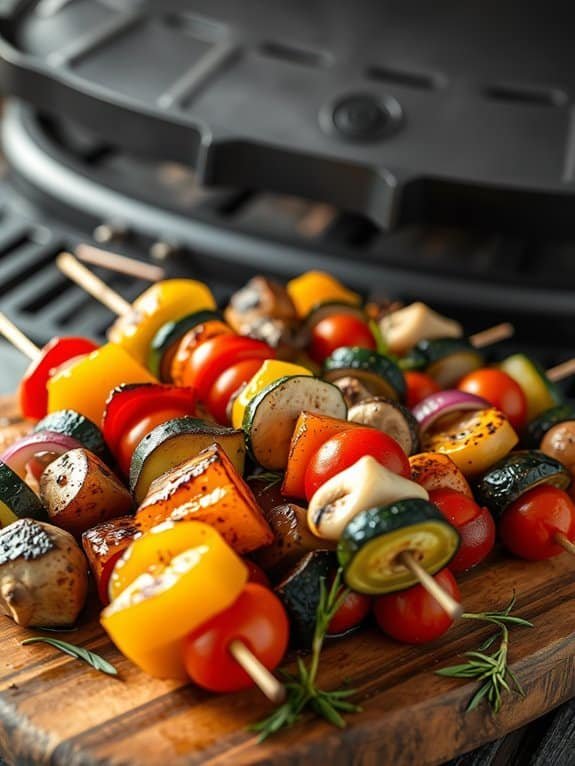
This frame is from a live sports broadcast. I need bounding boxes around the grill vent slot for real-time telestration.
[483,84,567,107]
[259,41,332,69]
[365,65,442,90]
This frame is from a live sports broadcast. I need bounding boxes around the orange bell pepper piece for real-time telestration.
[101,521,247,679]
[136,444,273,554]
[286,271,361,318]
[282,411,363,498]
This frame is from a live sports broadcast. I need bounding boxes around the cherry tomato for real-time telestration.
[304,427,410,501]
[309,314,375,364]
[207,358,265,425]
[328,589,372,635]
[458,369,527,431]
[405,371,441,410]
[373,569,460,644]
[19,336,99,420]
[429,489,496,573]
[183,583,289,693]
[499,486,575,561]
[182,335,274,402]
[116,407,187,475]
[244,560,271,587]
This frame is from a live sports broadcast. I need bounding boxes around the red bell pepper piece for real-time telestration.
[182,334,274,402]
[19,336,99,420]
[102,383,197,472]
[82,516,142,605]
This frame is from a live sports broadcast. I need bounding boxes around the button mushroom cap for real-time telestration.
[380,302,463,356]
[0,519,88,627]
[540,421,575,474]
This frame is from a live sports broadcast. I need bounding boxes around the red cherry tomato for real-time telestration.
[499,486,575,561]
[304,427,410,501]
[309,315,375,364]
[182,335,274,402]
[404,371,441,410]
[373,569,460,644]
[19,336,99,420]
[328,590,372,635]
[207,358,265,425]
[244,560,271,588]
[116,408,188,475]
[183,583,289,693]
[458,369,527,431]
[429,489,496,573]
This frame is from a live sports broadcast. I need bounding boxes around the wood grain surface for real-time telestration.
[0,397,573,766]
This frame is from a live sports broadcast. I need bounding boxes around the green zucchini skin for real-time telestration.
[148,310,222,379]
[475,450,572,518]
[274,550,335,648]
[400,336,482,370]
[526,404,575,448]
[34,410,110,463]
[243,375,347,470]
[323,347,406,402]
[338,499,459,594]
[129,416,245,499]
[0,462,48,524]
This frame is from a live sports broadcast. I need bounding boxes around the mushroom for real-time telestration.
[380,302,463,355]
[224,277,301,347]
[0,519,88,627]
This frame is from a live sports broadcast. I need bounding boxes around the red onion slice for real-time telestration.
[412,390,490,437]
[0,431,83,480]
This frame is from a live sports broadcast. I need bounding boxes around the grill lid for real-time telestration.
[1,0,575,230]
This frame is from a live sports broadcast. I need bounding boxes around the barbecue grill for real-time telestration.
[0,1,573,763]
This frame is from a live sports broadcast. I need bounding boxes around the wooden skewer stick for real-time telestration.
[469,322,514,349]
[0,313,41,361]
[75,244,165,282]
[546,358,575,383]
[228,640,286,704]
[555,533,575,556]
[56,253,133,317]
[398,551,463,621]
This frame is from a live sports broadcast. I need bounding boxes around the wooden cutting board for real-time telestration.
[0,396,573,766]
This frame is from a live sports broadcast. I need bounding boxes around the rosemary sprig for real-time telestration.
[247,470,283,490]
[21,637,118,677]
[436,596,533,713]
[250,568,361,741]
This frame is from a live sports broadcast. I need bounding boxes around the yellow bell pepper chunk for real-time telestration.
[101,521,247,679]
[423,408,518,477]
[47,343,156,425]
[108,279,216,365]
[232,359,312,429]
[286,271,361,318]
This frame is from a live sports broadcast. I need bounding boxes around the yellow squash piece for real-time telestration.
[231,359,312,429]
[101,521,247,679]
[108,279,216,365]
[422,407,518,477]
[47,343,156,425]
[286,271,361,318]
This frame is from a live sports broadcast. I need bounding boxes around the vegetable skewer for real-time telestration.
[228,640,286,703]
[57,252,133,316]
[397,551,463,620]
[0,312,41,361]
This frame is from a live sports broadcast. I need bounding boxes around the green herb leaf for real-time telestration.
[246,471,283,490]
[437,598,532,715]
[251,567,360,741]
[21,637,118,677]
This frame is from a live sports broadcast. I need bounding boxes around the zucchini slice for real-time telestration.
[338,499,459,595]
[148,310,222,380]
[243,375,347,470]
[348,397,420,455]
[323,347,406,402]
[129,416,245,503]
[526,403,575,448]
[274,550,335,647]
[401,338,483,388]
[34,409,110,463]
[500,354,562,421]
[0,461,48,527]
[475,450,571,518]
